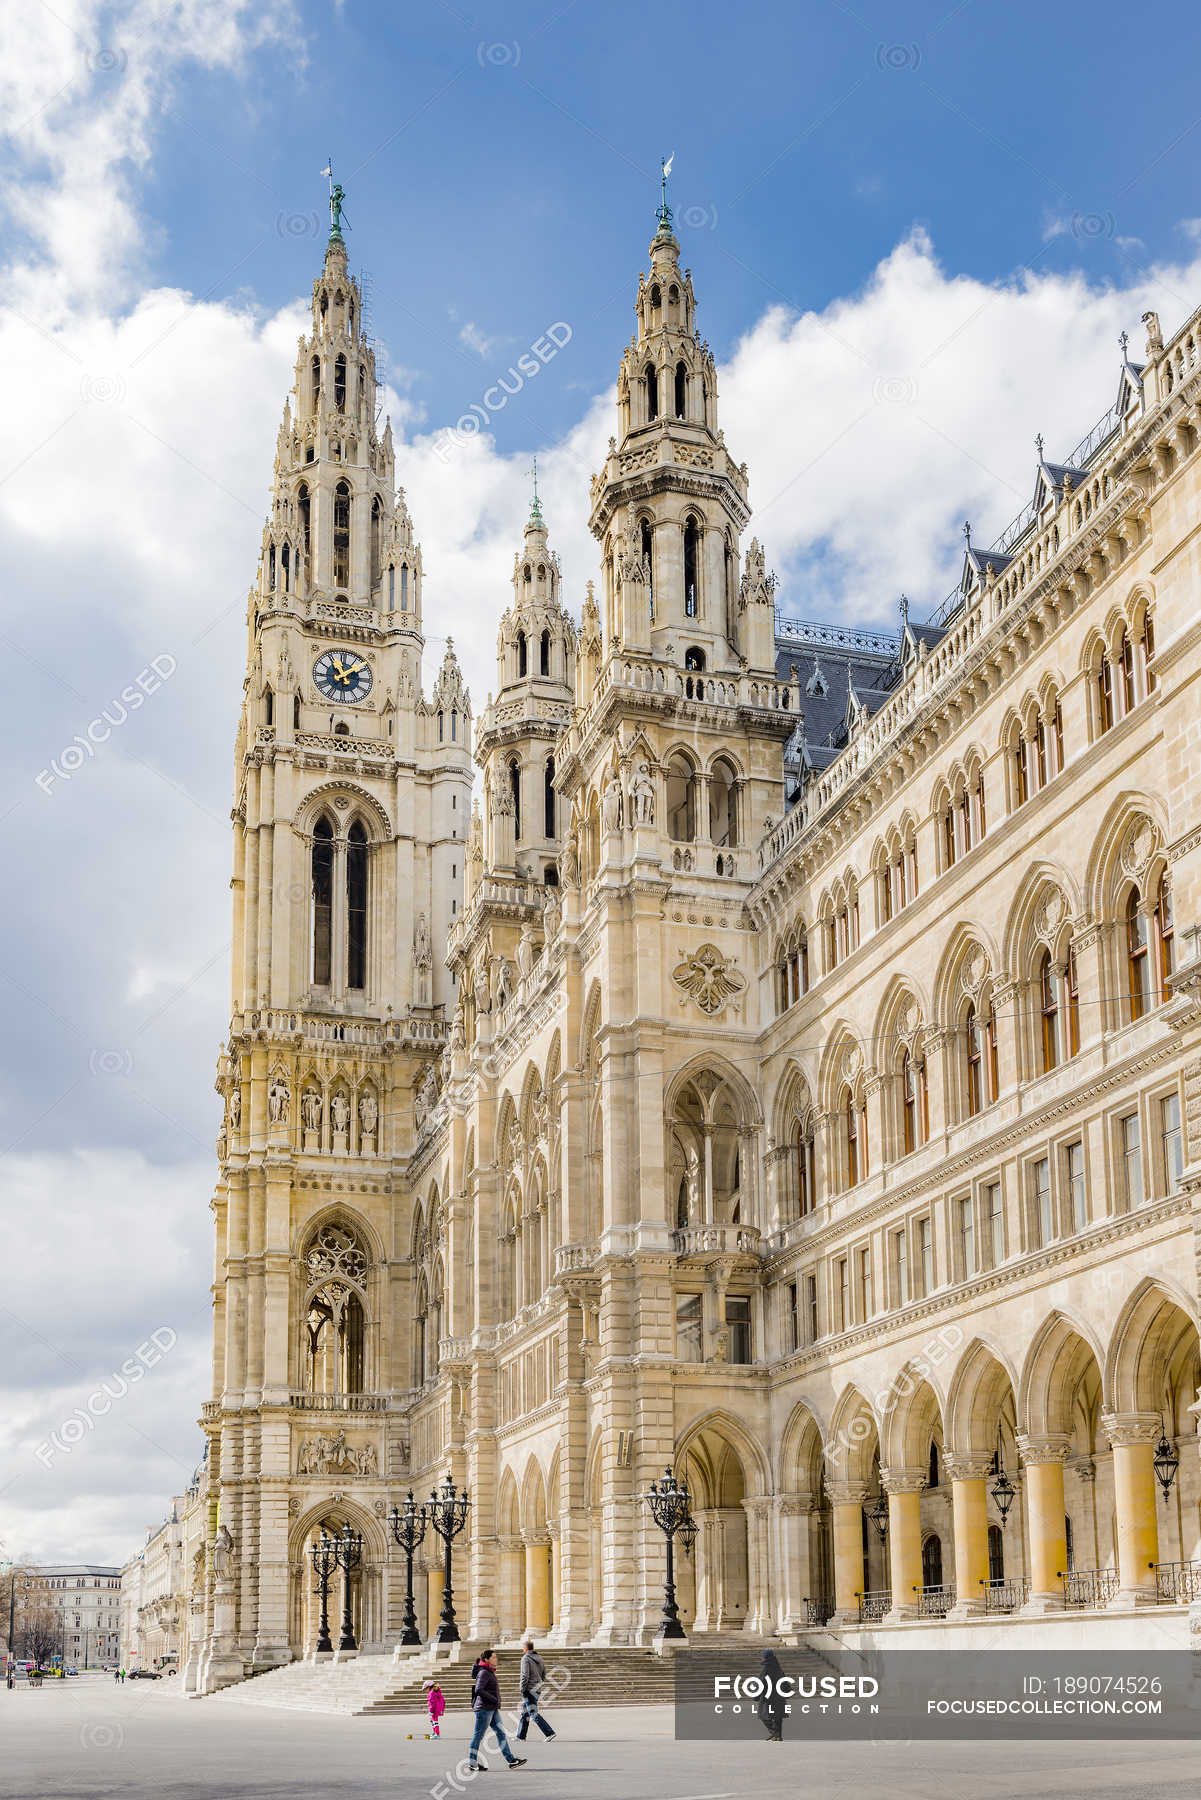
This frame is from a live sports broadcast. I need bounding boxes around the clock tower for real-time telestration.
[197,208,472,1686]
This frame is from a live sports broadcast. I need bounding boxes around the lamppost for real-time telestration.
[644,1468,692,1640]
[388,1491,428,1647]
[308,1530,337,1656]
[868,1488,890,1542]
[426,1474,471,1644]
[333,1525,363,1655]
[1153,1416,1180,1499]
[990,1436,1016,1525]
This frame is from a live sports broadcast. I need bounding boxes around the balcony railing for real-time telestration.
[915,1582,955,1618]
[981,1575,1029,1614]
[857,1590,891,1623]
[672,1224,763,1259]
[289,1391,389,1413]
[802,1595,835,1626]
[1060,1568,1118,1609]
[1154,1560,1201,1604]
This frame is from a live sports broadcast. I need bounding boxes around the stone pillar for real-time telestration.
[882,1468,925,1620]
[523,1534,551,1634]
[946,1455,992,1618]
[1018,1434,1071,1611]
[828,1484,868,1624]
[1103,1412,1161,1605]
[743,1499,774,1635]
[425,1556,442,1640]
[548,1523,562,1630]
[776,1496,813,1634]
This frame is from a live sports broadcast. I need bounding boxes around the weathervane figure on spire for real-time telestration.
[657,153,675,232]
[526,455,543,526]
[321,160,348,243]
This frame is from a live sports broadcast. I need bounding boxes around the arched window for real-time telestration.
[1014,729,1029,805]
[845,1088,867,1187]
[333,720,350,737]
[666,754,696,841]
[312,816,334,986]
[1156,872,1175,995]
[267,542,276,591]
[645,362,659,422]
[451,709,457,741]
[347,821,368,991]
[1143,611,1156,693]
[1127,887,1150,1020]
[400,565,409,612]
[333,481,350,588]
[965,1001,998,1116]
[509,759,522,840]
[264,685,274,728]
[517,629,528,678]
[544,756,555,840]
[640,519,654,611]
[1119,629,1136,714]
[684,646,705,672]
[303,1223,369,1397]
[683,516,700,617]
[987,1523,1004,1583]
[902,1050,928,1154]
[281,542,290,592]
[540,628,551,676]
[1066,943,1080,1058]
[674,360,687,419]
[370,496,382,593]
[1097,650,1115,733]
[709,759,736,848]
[1039,950,1059,1071]
[310,355,320,408]
[334,353,347,412]
[437,710,444,742]
[928,1443,940,1489]
[943,800,957,870]
[795,1121,815,1217]
[298,484,311,572]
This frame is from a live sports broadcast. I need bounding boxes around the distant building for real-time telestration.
[40,1566,122,1667]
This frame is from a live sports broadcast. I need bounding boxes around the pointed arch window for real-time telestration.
[666,754,696,842]
[544,755,555,839]
[517,629,528,678]
[298,484,311,579]
[370,496,382,593]
[1119,629,1136,714]
[645,362,659,422]
[1065,943,1080,1057]
[334,353,347,412]
[281,542,290,592]
[540,629,551,676]
[965,1001,998,1116]
[845,1088,868,1188]
[902,1050,928,1154]
[264,685,274,728]
[1039,950,1060,1071]
[312,816,334,986]
[795,1120,816,1217]
[347,821,368,991]
[674,360,687,418]
[709,758,737,847]
[509,758,522,840]
[683,516,700,618]
[310,355,321,409]
[1156,872,1175,995]
[1143,611,1156,692]
[267,542,276,591]
[640,519,654,613]
[1097,651,1115,733]
[1127,887,1150,1020]
[333,481,351,588]
[400,564,409,612]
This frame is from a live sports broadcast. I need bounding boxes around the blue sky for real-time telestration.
[2,0,1201,1565]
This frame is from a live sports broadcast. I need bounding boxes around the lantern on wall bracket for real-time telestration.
[1153,1416,1179,1499]
[990,1435,1016,1526]
[868,1489,889,1542]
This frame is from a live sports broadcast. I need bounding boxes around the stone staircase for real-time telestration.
[205,1634,833,1717]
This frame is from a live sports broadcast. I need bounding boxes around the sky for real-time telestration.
[3,0,1201,1568]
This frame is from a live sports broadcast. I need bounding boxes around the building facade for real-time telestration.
[42,1566,122,1668]
[187,195,1201,1688]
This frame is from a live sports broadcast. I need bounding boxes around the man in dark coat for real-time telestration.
[468,1651,525,1772]
[758,1648,785,1742]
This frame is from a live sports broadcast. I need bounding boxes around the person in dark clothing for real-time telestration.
[514,1640,556,1743]
[758,1648,785,1742]
[468,1651,525,1772]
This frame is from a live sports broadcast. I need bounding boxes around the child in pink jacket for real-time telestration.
[426,1680,446,1737]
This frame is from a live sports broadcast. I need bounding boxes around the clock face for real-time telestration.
[313,648,373,704]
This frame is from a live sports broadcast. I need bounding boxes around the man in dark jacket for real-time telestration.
[468,1651,525,1772]
[515,1640,556,1743]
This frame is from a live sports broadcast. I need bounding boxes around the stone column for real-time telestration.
[548,1522,562,1630]
[523,1533,551,1634]
[743,1498,774,1635]
[946,1454,992,1618]
[828,1484,868,1624]
[1103,1412,1161,1605]
[1018,1434,1071,1611]
[776,1496,813,1633]
[882,1468,925,1620]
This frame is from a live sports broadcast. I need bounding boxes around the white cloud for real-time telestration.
[457,319,499,359]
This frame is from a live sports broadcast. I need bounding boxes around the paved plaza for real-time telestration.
[1,1674,1199,1800]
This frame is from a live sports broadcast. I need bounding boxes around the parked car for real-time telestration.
[128,1668,160,1680]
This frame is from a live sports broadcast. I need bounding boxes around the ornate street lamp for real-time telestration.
[388,1491,428,1647]
[308,1530,337,1656]
[1153,1416,1180,1499]
[868,1488,889,1542]
[990,1437,1017,1526]
[678,1512,698,1559]
[332,1524,363,1654]
[644,1468,691,1640]
[426,1474,471,1644]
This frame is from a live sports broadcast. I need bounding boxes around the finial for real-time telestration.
[962,520,972,549]
[656,152,675,233]
[322,160,348,243]
[1034,431,1044,459]
[526,455,543,526]
[898,593,909,627]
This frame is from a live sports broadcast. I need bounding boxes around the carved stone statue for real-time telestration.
[301,1088,322,1133]
[517,925,538,979]
[358,1090,377,1137]
[1142,310,1164,356]
[561,833,579,888]
[228,1087,241,1130]
[602,772,623,834]
[631,760,655,825]
[450,1000,466,1049]
[473,963,492,1015]
[212,1524,234,1580]
[268,1074,290,1126]
[331,1092,350,1134]
[542,887,561,939]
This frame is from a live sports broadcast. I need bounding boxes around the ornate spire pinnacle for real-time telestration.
[656,153,675,236]
[526,455,543,527]
[322,160,348,245]
[1034,431,1045,459]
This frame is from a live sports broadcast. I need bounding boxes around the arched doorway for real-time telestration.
[289,1502,383,1659]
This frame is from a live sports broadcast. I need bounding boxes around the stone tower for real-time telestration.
[196,215,473,1689]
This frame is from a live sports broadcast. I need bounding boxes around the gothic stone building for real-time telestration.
[189,201,1201,1688]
